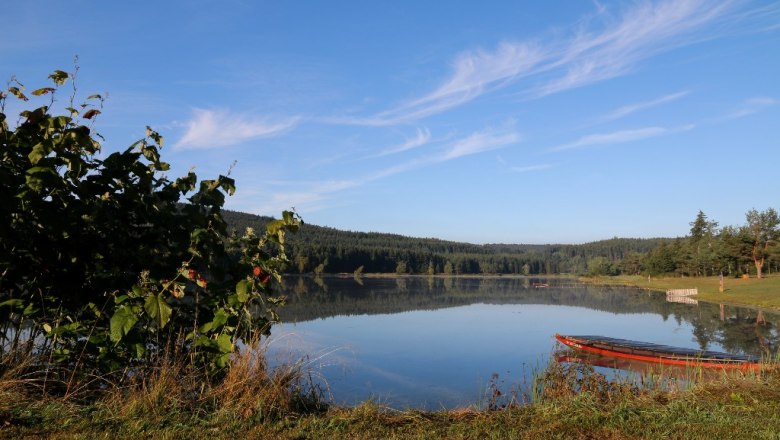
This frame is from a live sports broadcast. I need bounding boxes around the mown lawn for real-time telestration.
[584,274,780,310]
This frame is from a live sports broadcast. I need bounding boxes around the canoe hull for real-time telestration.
[555,334,766,371]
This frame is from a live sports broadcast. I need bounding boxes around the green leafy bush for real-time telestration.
[0,70,300,381]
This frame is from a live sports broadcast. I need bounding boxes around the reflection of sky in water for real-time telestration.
[267,302,718,409]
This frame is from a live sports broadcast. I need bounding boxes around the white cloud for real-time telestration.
[377,128,432,156]
[174,108,299,150]
[337,42,546,127]
[549,125,694,152]
[441,127,521,161]
[533,1,735,97]
[510,164,552,173]
[368,126,521,178]
[248,179,359,215]
[600,90,690,122]
[382,42,546,124]
[340,0,771,125]
[722,96,778,120]
[245,126,521,215]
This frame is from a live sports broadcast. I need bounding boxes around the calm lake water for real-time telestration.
[266,276,779,409]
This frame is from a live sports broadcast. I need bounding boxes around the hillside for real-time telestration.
[222,210,667,275]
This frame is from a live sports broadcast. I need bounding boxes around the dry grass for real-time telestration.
[0,350,37,401]
[0,336,327,438]
[203,337,327,421]
[3,342,780,439]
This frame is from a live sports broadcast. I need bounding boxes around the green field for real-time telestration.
[584,274,780,310]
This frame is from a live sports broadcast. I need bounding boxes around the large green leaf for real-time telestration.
[110,305,138,343]
[198,307,230,334]
[25,166,57,191]
[235,279,250,303]
[216,333,233,354]
[215,353,231,369]
[144,293,172,328]
[131,343,146,359]
[28,143,48,165]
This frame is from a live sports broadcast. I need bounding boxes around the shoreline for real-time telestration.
[579,274,780,311]
[292,272,780,311]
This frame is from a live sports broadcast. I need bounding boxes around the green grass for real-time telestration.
[4,354,780,439]
[583,274,780,310]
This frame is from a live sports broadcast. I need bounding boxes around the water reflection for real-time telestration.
[267,276,779,409]
[555,352,727,382]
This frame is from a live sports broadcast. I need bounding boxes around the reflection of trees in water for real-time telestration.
[277,276,780,357]
[313,276,328,292]
[684,300,779,356]
[718,309,777,357]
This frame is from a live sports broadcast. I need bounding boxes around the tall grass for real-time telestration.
[3,342,780,438]
[0,335,328,438]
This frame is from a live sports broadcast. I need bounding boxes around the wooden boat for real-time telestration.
[555,334,766,370]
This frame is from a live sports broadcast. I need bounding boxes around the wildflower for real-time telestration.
[253,266,262,277]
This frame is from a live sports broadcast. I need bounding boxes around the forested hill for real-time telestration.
[222,210,667,275]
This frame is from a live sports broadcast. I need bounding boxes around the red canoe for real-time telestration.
[555,334,767,370]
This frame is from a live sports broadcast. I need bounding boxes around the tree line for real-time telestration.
[224,208,779,277]
[277,276,778,356]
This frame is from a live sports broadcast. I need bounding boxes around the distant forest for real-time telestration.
[223,209,780,277]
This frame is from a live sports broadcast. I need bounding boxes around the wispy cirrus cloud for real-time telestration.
[339,0,776,126]
[510,164,552,173]
[600,90,690,122]
[372,124,521,180]
[549,124,694,152]
[721,96,778,120]
[329,42,546,127]
[246,179,360,215]
[174,108,300,150]
[376,128,432,156]
[374,42,546,125]
[532,1,736,97]
[248,125,521,214]
[440,126,521,161]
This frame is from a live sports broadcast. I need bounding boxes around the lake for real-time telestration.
[266,276,779,409]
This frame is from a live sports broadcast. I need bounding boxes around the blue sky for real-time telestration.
[3,0,779,244]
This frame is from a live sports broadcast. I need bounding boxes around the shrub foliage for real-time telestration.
[0,70,300,380]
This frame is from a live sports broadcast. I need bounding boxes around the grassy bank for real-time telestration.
[583,274,780,310]
[3,350,780,439]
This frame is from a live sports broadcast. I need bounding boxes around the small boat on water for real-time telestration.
[555,334,767,370]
